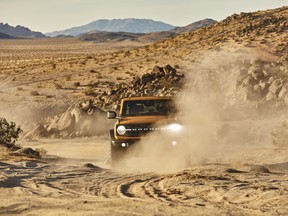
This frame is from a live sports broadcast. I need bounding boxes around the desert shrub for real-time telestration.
[271,121,288,148]
[95,74,103,79]
[0,118,22,144]
[30,90,40,96]
[73,81,81,87]
[0,146,9,159]
[54,83,62,89]
[83,87,95,96]
[65,75,72,81]
[174,64,180,69]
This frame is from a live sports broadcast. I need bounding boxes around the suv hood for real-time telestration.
[119,115,172,125]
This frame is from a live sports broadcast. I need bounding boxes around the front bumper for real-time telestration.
[112,137,181,149]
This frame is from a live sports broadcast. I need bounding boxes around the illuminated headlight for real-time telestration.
[117,125,126,135]
[172,140,177,146]
[167,123,183,132]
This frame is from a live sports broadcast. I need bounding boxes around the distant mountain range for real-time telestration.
[0,23,46,38]
[0,18,217,41]
[78,19,217,43]
[46,18,176,37]
[0,32,17,39]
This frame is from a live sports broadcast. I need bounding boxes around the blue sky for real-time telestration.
[0,0,287,33]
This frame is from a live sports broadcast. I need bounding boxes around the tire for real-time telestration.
[109,129,126,168]
[111,145,125,168]
[108,129,134,168]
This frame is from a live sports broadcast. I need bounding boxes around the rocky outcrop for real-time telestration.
[24,100,110,139]
[92,65,184,111]
[236,55,288,105]
[23,65,183,138]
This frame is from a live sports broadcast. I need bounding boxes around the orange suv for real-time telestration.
[107,96,182,166]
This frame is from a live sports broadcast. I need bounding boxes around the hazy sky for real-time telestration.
[0,0,287,33]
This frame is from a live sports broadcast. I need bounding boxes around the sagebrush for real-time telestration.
[0,117,22,144]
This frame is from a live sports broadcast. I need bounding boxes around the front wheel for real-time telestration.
[110,145,130,168]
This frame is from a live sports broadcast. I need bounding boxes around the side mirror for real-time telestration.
[107,111,117,119]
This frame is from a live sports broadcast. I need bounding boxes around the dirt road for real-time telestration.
[1,137,288,215]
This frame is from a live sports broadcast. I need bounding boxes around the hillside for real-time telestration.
[171,18,217,34]
[46,18,176,37]
[0,23,46,38]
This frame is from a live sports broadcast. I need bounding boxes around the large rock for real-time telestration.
[24,101,111,139]
[11,148,40,158]
[47,110,75,132]
[269,79,283,95]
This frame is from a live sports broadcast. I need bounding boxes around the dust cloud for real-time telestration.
[124,47,287,172]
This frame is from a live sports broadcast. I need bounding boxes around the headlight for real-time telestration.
[167,123,182,132]
[117,125,126,135]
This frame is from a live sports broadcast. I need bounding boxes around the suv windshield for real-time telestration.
[121,99,174,117]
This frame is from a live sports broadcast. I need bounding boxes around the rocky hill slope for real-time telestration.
[0,23,46,38]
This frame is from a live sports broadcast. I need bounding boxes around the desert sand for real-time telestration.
[1,6,288,216]
[1,137,288,215]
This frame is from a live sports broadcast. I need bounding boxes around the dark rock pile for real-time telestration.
[225,12,288,36]
[0,142,41,159]
[10,148,41,159]
[93,65,184,111]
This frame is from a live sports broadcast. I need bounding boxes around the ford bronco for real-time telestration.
[107,96,182,166]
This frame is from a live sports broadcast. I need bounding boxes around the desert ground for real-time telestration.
[1,7,288,215]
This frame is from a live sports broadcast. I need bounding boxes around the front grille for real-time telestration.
[120,123,154,137]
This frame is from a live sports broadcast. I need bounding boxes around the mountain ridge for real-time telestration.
[0,23,46,38]
[46,18,176,37]
[78,19,217,43]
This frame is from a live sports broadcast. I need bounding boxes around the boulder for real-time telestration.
[164,65,176,76]
[11,148,40,158]
[47,111,75,132]
[141,74,154,85]
[151,66,165,77]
